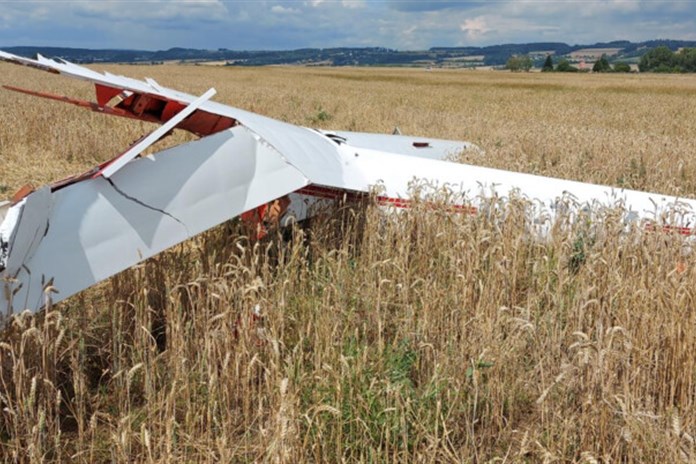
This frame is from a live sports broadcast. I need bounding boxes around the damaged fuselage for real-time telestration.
[2,50,696,319]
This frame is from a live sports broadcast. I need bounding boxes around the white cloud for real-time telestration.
[271,5,299,14]
[342,0,366,9]
[460,17,491,40]
[305,0,365,9]
[609,0,642,13]
[389,1,479,12]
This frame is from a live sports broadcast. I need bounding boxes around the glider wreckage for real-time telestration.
[1,50,696,318]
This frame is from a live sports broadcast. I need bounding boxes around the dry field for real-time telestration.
[569,48,623,60]
[1,63,696,462]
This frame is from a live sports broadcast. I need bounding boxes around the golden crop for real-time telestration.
[1,63,696,462]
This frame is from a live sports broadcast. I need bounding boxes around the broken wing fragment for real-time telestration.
[1,127,308,315]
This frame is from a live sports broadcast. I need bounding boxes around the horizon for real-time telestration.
[2,38,691,54]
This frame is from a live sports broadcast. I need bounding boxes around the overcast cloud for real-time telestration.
[0,0,693,50]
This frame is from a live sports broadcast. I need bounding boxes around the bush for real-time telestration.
[556,59,578,72]
[613,62,631,73]
[506,54,533,72]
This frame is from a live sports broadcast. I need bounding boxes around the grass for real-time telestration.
[1,63,696,462]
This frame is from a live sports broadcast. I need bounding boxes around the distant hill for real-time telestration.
[3,40,696,68]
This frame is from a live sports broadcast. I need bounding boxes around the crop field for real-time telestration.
[1,63,696,462]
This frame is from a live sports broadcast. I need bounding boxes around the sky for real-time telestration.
[0,0,694,51]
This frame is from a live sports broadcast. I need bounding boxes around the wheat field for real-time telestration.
[1,63,696,462]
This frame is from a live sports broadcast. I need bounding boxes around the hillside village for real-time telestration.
[3,40,695,71]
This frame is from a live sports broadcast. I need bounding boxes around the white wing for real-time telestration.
[2,127,308,313]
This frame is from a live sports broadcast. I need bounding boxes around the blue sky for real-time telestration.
[0,1,694,50]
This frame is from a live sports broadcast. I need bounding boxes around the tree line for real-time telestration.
[638,46,696,72]
[507,47,696,73]
[505,54,631,73]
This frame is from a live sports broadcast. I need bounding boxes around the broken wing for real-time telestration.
[2,127,308,315]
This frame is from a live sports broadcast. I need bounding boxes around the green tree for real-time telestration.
[542,54,554,72]
[556,59,578,72]
[506,54,533,72]
[639,46,676,72]
[521,55,533,72]
[613,62,631,73]
[676,48,696,72]
[592,54,612,73]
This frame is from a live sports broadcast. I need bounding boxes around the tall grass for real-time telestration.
[1,195,695,462]
[1,63,696,462]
